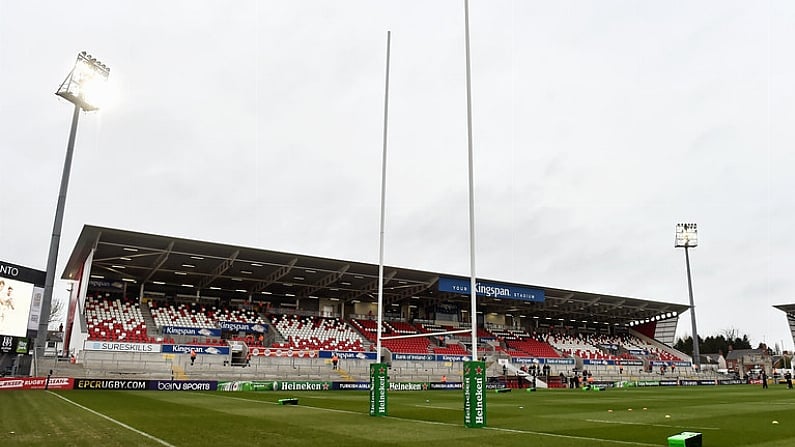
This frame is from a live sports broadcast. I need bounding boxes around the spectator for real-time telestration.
[331,353,339,370]
[190,348,197,366]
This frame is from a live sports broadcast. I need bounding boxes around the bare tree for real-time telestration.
[48,297,66,329]
[720,327,739,341]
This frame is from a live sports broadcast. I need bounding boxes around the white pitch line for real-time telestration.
[586,418,720,431]
[47,391,176,447]
[478,425,662,446]
[413,404,458,410]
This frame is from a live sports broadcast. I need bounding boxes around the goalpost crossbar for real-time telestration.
[380,329,471,341]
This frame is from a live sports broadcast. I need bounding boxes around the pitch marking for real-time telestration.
[47,391,176,447]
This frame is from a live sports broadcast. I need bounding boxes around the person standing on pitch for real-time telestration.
[761,370,768,389]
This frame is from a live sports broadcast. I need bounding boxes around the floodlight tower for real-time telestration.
[36,52,110,369]
[675,223,700,370]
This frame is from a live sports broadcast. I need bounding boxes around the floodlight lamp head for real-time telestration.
[56,51,110,111]
[674,222,699,248]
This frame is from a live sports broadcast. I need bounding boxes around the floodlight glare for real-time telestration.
[674,223,698,248]
[56,51,111,111]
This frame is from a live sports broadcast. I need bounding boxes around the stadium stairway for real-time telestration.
[140,303,158,340]
[335,367,354,381]
[171,363,188,380]
[48,358,86,378]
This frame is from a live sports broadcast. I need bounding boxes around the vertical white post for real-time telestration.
[464,0,478,361]
[376,31,392,360]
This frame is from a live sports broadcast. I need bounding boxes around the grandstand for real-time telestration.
[41,224,701,385]
[774,304,795,352]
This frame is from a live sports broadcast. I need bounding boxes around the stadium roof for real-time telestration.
[773,304,795,315]
[63,225,689,327]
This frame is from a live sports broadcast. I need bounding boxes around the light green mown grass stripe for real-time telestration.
[48,392,176,447]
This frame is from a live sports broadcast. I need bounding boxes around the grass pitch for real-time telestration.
[2,385,794,446]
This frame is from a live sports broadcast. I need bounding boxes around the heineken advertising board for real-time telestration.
[463,360,486,428]
[369,363,388,417]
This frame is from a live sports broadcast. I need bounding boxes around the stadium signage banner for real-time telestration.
[584,359,613,366]
[1,336,15,353]
[216,381,387,392]
[27,286,43,331]
[512,357,575,365]
[84,341,162,353]
[616,360,644,367]
[674,361,692,367]
[369,363,388,416]
[253,348,317,358]
[334,382,370,391]
[318,350,376,360]
[0,261,46,285]
[218,321,268,333]
[463,360,486,428]
[162,344,230,355]
[437,355,470,362]
[274,381,331,391]
[14,337,30,354]
[511,357,537,364]
[393,353,435,361]
[149,380,218,391]
[0,377,73,390]
[217,381,275,391]
[74,379,148,390]
[438,277,544,303]
[88,279,124,291]
[162,326,222,337]
[429,382,462,390]
[390,382,426,391]
[542,358,576,365]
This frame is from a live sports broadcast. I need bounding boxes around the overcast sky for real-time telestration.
[1,1,793,352]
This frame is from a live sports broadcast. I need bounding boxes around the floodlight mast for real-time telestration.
[675,223,700,370]
[36,52,109,370]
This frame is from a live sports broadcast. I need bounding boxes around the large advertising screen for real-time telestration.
[0,261,44,338]
[0,276,34,337]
